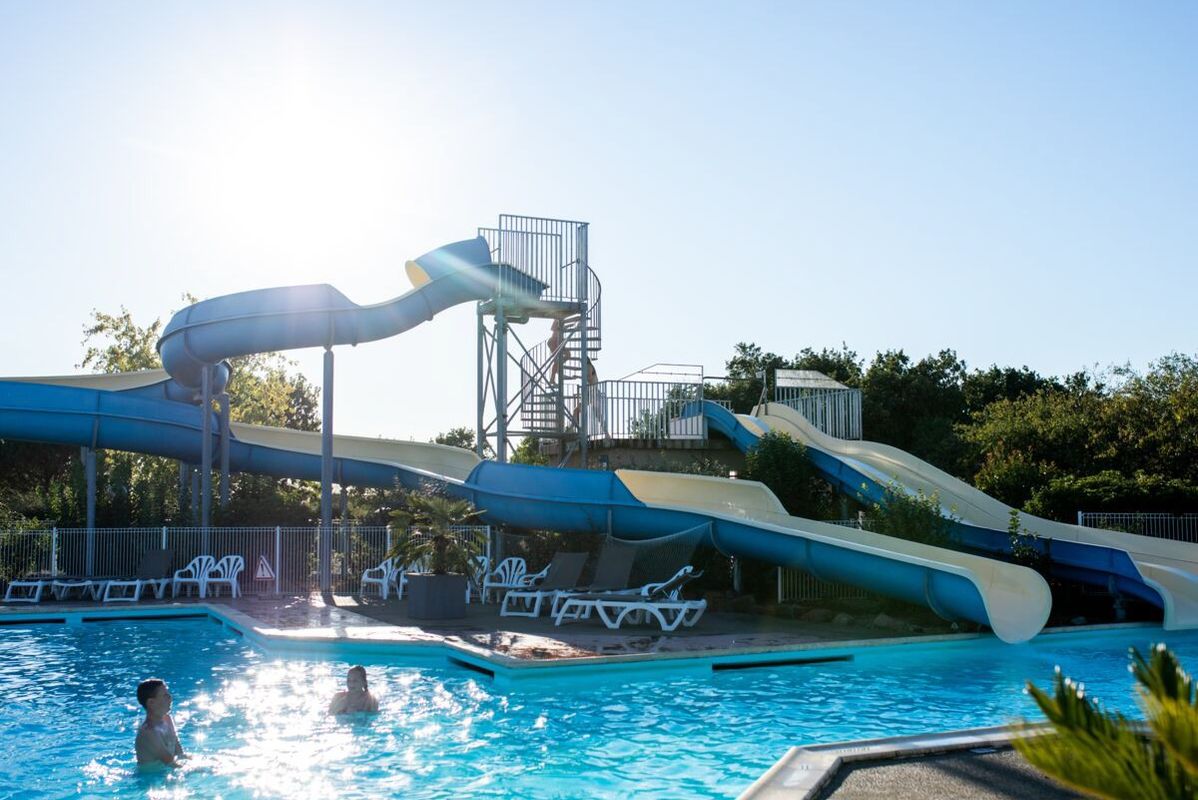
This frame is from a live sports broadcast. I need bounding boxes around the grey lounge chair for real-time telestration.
[103,549,175,602]
[499,552,589,618]
[549,543,637,618]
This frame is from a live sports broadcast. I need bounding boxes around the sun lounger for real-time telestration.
[499,552,589,618]
[51,577,110,601]
[548,543,637,618]
[4,575,53,603]
[102,549,175,602]
[553,565,707,631]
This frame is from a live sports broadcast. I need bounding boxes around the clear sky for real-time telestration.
[2,1,1195,442]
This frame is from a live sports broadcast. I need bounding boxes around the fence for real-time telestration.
[0,525,491,597]
[1078,512,1198,544]
[580,380,709,441]
[775,519,874,602]
[775,388,863,440]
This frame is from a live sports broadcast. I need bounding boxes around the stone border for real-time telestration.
[737,724,1050,800]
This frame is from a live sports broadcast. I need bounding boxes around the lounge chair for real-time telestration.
[480,556,528,603]
[204,555,245,598]
[4,574,54,603]
[553,565,707,632]
[102,549,175,602]
[499,552,589,618]
[51,577,110,601]
[360,557,396,599]
[172,555,216,598]
[548,543,637,618]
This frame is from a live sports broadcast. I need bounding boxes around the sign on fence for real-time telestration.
[254,555,276,581]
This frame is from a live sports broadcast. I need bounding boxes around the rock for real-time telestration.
[872,613,905,631]
[832,612,855,626]
[801,608,835,623]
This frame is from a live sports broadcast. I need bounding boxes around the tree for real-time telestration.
[864,481,957,549]
[744,430,831,518]
[387,488,486,574]
[432,427,476,451]
[1014,644,1198,799]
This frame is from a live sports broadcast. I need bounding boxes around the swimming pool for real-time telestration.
[2,618,1196,799]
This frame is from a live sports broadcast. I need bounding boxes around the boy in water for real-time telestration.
[328,665,379,714]
[135,678,185,768]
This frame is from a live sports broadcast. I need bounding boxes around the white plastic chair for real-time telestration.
[172,555,216,598]
[360,557,396,600]
[481,556,527,604]
[205,555,244,598]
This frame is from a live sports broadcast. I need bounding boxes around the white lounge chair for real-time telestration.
[499,552,589,618]
[172,555,216,598]
[4,575,52,603]
[480,556,528,603]
[554,566,707,632]
[360,557,396,599]
[51,577,109,601]
[205,555,244,598]
[103,549,175,602]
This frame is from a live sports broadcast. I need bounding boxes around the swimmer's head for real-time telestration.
[137,678,172,714]
[346,665,368,692]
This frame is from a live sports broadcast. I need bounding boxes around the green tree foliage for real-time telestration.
[706,342,863,414]
[387,488,486,574]
[0,303,322,527]
[860,349,968,471]
[1026,471,1198,522]
[744,430,831,518]
[511,436,548,466]
[433,427,476,451]
[1014,644,1198,799]
[864,482,957,548]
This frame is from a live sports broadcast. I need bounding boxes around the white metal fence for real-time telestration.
[0,525,491,597]
[775,389,863,440]
[776,519,874,603]
[1078,512,1198,544]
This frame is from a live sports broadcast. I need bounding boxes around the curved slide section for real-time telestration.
[706,400,1198,630]
[0,380,1051,642]
[157,237,531,389]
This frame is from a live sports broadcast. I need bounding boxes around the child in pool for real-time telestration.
[328,665,379,714]
[135,678,185,769]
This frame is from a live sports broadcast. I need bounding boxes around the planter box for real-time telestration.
[406,573,467,620]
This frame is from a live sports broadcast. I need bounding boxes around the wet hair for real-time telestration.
[137,678,165,708]
[348,665,367,685]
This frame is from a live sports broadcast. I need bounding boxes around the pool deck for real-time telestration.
[0,591,933,665]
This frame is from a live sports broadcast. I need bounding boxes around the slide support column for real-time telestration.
[218,392,230,508]
[82,446,96,576]
[200,365,212,547]
[320,346,334,593]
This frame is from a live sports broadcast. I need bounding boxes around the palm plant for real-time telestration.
[1014,644,1198,799]
[386,489,486,575]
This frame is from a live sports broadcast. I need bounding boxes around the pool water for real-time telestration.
[2,619,1197,799]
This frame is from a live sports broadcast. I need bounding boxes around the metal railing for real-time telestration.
[1078,512,1198,543]
[775,387,863,440]
[480,215,593,307]
[576,380,709,441]
[0,525,491,597]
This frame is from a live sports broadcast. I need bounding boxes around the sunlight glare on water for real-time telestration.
[3,619,1198,798]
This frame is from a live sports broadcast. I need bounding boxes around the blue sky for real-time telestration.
[2,2,1195,441]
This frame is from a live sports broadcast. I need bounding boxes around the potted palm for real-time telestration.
[387,490,486,620]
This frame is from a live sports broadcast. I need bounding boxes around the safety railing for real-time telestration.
[572,380,709,441]
[775,387,863,440]
[1078,512,1198,543]
[0,525,491,597]
[480,215,592,305]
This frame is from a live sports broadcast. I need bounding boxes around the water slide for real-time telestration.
[702,400,1198,631]
[0,240,1054,642]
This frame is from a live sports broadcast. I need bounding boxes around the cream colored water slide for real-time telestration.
[754,402,1198,630]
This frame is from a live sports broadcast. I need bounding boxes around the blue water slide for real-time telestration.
[0,380,1047,640]
[700,400,1168,612]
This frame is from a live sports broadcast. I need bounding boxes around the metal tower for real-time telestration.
[476,214,602,465]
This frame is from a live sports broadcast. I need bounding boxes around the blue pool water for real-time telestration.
[2,619,1197,799]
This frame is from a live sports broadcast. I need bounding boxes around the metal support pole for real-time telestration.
[189,467,199,521]
[320,346,334,593]
[577,223,589,467]
[339,483,348,588]
[82,446,95,576]
[218,392,231,509]
[200,366,212,544]
[51,527,58,577]
[178,460,189,518]
[476,306,486,458]
[495,304,508,463]
[274,526,282,595]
